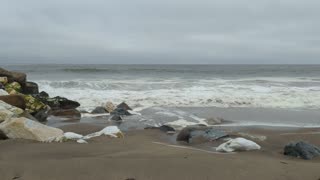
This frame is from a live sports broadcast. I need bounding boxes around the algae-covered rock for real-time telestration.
[45,96,80,110]
[5,82,22,94]
[23,95,47,114]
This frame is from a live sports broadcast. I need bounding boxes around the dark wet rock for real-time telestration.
[22,81,39,94]
[116,102,132,111]
[45,96,80,110]
[0,130,8,140]
[50,109,81,119]
[0,67,26,85]
[91,106,108,114]
[110,114,122,121]
[159,125,175,132]
[111,107,131,116]
[177,126,228,144]
[0,95,26,110]
[32,108,50,122]
[284,141,320,160]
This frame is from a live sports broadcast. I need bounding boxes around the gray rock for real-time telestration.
[111,107,131,116]
[110,114,122,121]
[91,106,108,114]
[117,102,132,111]
[284,141,320,160]
[177,126,228,144]
[22,81,39,94]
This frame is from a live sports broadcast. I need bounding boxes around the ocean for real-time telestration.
[4,64,320,112]
[2,64,320,127]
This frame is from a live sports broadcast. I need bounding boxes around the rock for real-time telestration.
[20,111,38,121]
[45,96,80,110]
[216,138,261,152]
[77,139,88,144]
[91,106,108,114]
[0,67,26,85]
[0,77,8,85]
[0,100,24,123]
[50,109,81,119]
[159,125,175,132]
[111,107,131,116]
[110,114,122,121]
[83,126,124,139]
[24,95,47,114]
[0,117,64,142]
[5,82,22,94]
[0,89,8,95]
[0,130,7,139]
[0,95,26,110]
[0,83,4,90]
[284,141,320,160]
[117,102,132,111]
[33,108,50,122]
[176,126,228,143]
[22,82,39,94]
[104,101,115,113]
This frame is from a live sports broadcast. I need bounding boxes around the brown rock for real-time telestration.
[0,67,26,85]
[0,95,26,110]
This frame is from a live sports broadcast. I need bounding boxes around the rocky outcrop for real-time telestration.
[176,126,228,144]
[0,95,26,110]
[0,117,64,142]
[284,141,320,160]
[22,82,39,94]
[0,67,26,85]
[216,138,261,152]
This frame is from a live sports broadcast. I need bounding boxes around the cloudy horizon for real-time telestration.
[1,0,320,64]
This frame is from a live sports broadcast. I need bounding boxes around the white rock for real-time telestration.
[64,132,83,140]
[165,119,201,131]
[83,126,123,140]
[0,89,8,95]
[77,139,88,144]
[0,117,64,142]
[216,137,261,152]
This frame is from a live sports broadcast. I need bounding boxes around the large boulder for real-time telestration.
[91,106,108,114]
[0,117,64,142]
[0,100,24,123]
[216,138,261,152]
[50,109,81,119]
[176,126,228,143]
[22,82,39,94]
[284,141,320,160]
[0,67,26,85]
[0,95,26,110]
[5,82,22,94]
[44,96,80,110]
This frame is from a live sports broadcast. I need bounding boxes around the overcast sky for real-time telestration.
[0,0,319,64]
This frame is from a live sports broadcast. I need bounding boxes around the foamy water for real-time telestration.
[5,64,320,112]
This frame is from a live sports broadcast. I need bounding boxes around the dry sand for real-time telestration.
[0,123,319,180]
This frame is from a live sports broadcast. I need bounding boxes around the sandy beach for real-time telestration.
[0,124,319,180]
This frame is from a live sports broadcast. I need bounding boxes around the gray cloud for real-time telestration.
[0,0,320,64]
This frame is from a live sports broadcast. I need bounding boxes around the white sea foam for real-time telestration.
[35,77,320,111]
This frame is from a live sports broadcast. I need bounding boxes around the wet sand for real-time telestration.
[0,124,319,180]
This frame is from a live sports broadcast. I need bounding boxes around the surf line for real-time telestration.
[152,142,235,154]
